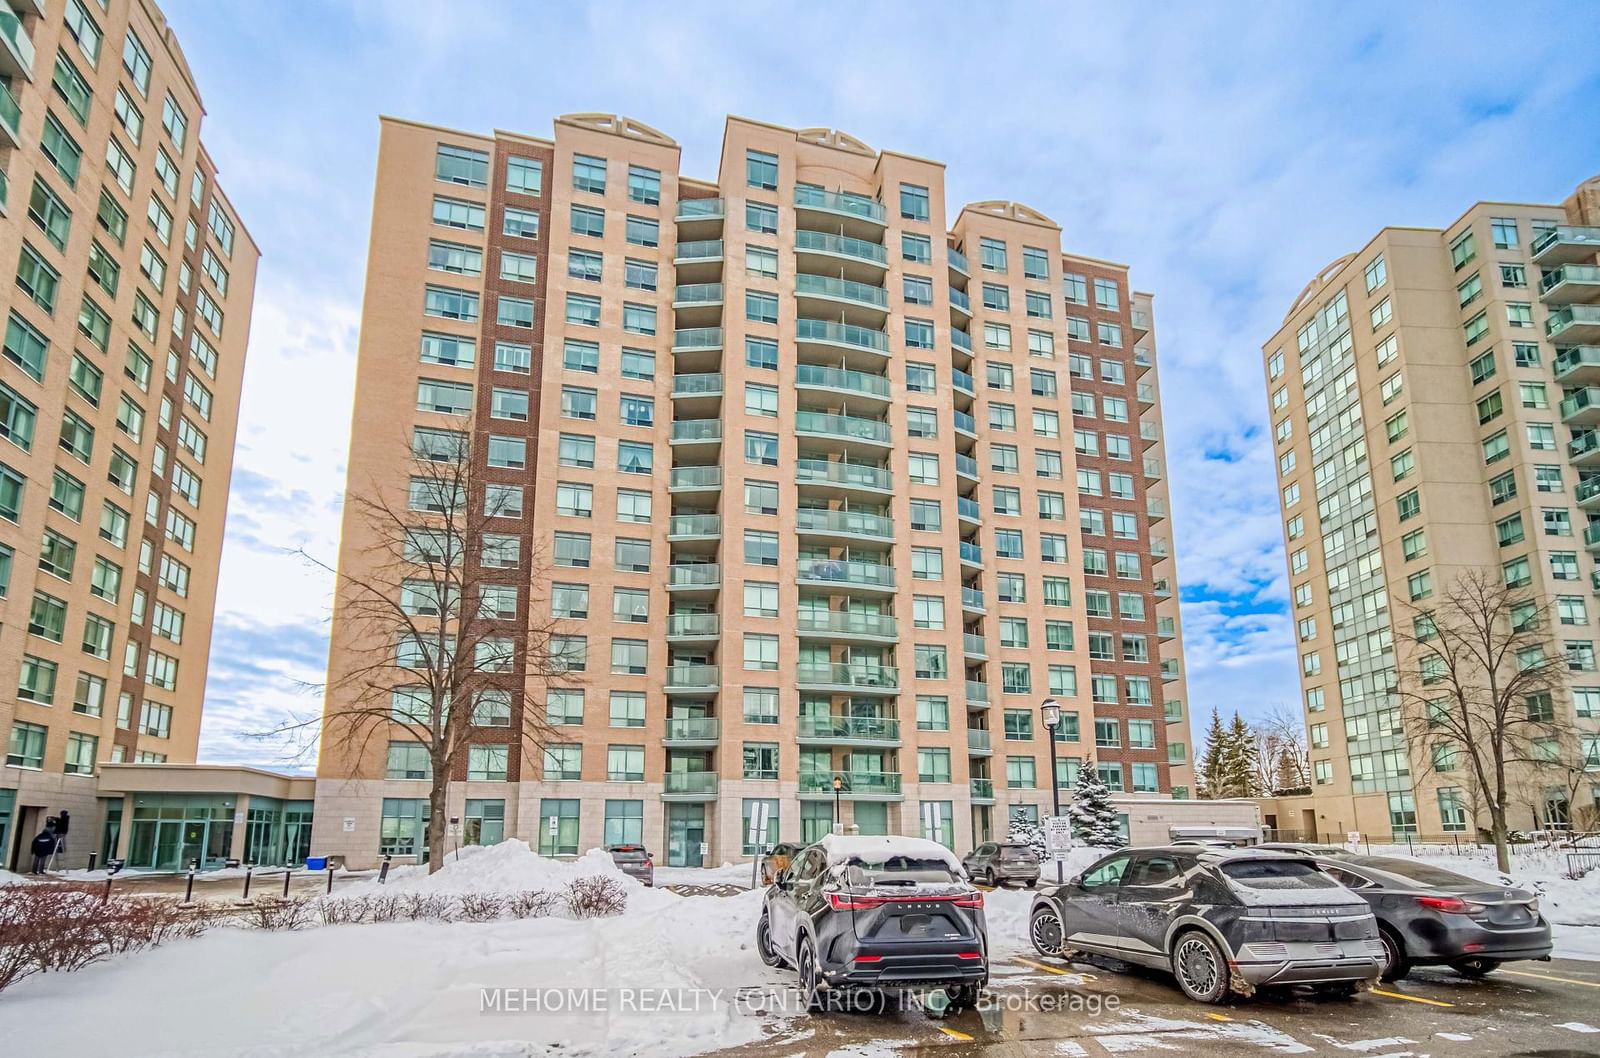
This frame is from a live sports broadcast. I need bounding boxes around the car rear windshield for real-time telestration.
[1220,859,1342,890]
[610,849,648,862]
[843,855,960,884]
[1351,858,1483,888]
[999,846,1037,862]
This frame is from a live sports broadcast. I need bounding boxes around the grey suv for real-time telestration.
[605,844,654,886]
[962,842,1040,887]
[1028,846,1382,1003]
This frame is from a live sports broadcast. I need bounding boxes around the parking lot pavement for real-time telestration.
[712,955,1600,1056]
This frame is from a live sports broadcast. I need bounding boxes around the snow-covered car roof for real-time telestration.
[816,834,963,871]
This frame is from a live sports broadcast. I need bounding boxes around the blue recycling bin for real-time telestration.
[305,856,328,871]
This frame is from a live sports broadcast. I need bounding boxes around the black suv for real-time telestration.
[1028,846,1382,1003]
[757,835,988,1010]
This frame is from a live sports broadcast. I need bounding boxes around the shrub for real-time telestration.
[367,894,402,923]
[564,876,627,919]
[508,890,559,919]
[400,893,453,922]
[318,897,370,926]
[456,893,506,922]
[244,897,312,931]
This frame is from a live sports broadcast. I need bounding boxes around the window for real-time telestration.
[902,233,931,263]
[746,201,778,233]
[746,150,778,190]
[503,207,539,239]
[624,215,658,247]
[899,183,929,221]
[506,157,542,195]
[1491,217,1518,249]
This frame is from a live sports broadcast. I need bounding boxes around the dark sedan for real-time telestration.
[1029,846,1382,1003]
[1314,855,1552,979]
[756,835,988,1010]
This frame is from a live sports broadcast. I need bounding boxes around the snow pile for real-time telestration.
[0,868,36,887]
[344,840,679,910]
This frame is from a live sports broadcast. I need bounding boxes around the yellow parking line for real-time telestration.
[1012,956,1093,979]
[1203,1012,1233,1021]
[938,1027,975,1041]
[1500,968,1600,988]
[1370,988,1454,1008]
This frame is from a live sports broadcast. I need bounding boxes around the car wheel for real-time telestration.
[1378,926,1410,982]
[797,936,823,1013]
[756,910,787,968]
[1172,930,1230,1004]
[1023,879,1037,889]
[946,982,982,1009]
[1450,957,1499,978]
[1030,905,1067,959]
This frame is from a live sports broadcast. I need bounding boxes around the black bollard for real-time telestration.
[325,866,334,896]
[378,854,392,885]
[242,864,254,900]
[102,873,113,904]
[282,868,292,898]
[183,860,197,904]
[87,851,98,872]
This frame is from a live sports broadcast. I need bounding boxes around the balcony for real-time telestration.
[796,610,899,642]
[1531,225,1600,266]
[672,327,723,355]
[1137,382,1156,405]
[1130,309,1152,338]
[665,664,720,695]
[662,772,719,800]
[672,283,724,326]
[965,680,990,709]
[793,185,887,234]
[1160,659,1180,682]
[796,662,899,694]
[1147,497,1167,522]
[1556,347,1600,385]
[795,506,894,544]
[794,273,890,320]
[799,771,903,800]
[794,457,893,496]
[666,612,720,641]
[957,496,982,526]
[949,286,973,322]
[947,246,969,277]
[965,777,994,803]
[1157,616,1177,640]
[951,368,975,397]
[1547,305,1600,345]
[1144,456,1163,480]
[674,197,724,239]
[963,633,988,659]
[1151,537,1171,559]
[1573,431,1600,468]
[1153,579,1174,599]
[1540,264,1600,305]
[959,540,984,568]
[961,586,986,613]
[1578,476,1600,511]
[667,563,721,593]
[953,409,978,439]
[1586,523,1600,554]
[951,328,973,355]
[1140,421,1161,445]
[671,372,723,417]
[669,419,722,453]
[967,728,992,755]
[667,513,720,541]
[796,714,901,747]
[796,557,896,594]
[669,465,721,493]
[663,717,720,747]
[0,8,34,80]
[795,363,891,404]
[1561,386,1600,428]
[794,410,893,450]
[796,319,890,365]
[673,239,724,282]
[955,453,979,482]
[794,229,888,281]
[0,80,18,149]
[1134,347,1155,374]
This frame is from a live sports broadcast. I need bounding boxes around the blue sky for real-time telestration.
[165,1,1600,768]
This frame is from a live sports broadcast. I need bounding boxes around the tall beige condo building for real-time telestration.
[314,113,1192,868]
[0,0,258,869]
[1262,173,1600,842]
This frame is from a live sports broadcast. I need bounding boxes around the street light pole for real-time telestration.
[832,773,843,833]
[1040,697,1064,883]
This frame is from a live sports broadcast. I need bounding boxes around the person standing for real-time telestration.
[28,820,58,874]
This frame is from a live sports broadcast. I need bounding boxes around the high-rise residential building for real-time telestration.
[1261,173,1600,842]
[313,112,1190,867]
[0,0,258,868]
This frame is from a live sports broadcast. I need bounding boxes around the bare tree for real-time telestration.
[1395,568,1575,871]
[1250,705,1311,794]
[315,427,573,871]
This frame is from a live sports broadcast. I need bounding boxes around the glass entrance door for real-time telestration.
[667,804,705,867]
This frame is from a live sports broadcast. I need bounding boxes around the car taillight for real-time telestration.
[953,892,985,908]
[854,954,884,963]
[1417,896,1483,914]
[955,951,984,960]
[828,893,884,911]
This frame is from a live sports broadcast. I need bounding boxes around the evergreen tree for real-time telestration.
[1007,813,1046,859]
[1196,707,1228,798]
[1068,769,1125,848]
[1218,711,1261,797]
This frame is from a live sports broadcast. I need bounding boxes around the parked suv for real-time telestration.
[757,834,988,1010]
[1028,846,1382,1003]
[605,844,654,886]
[961,842,1041,887]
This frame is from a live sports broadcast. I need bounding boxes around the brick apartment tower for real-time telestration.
[0,0,259,868]
[314,113,1191,867]
[1262,173,1600,841]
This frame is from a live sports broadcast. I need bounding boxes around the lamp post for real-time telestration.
[1040,697,1064,883]
[832,773,844,833]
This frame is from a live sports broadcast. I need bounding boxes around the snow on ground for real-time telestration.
[655,861,762,887]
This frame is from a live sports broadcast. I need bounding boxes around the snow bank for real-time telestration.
[0,868,37,887]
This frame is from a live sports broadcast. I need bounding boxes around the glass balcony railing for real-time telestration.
[1577,477,1600,505]
[957,496,981,522]
[970,778,994,800]
[673,239,724,261]
[663,772,719,796]
[796,507,894,539]
[666,613,720,637]
[1547,305,1600,341]
[1157,616,1178,638]
[963,633,988,656]
[794,185,886,223]
[797,714,900,741]
[948,287,972,313]
[1561,386,1600,420]
[796,662,899,690]
[951,328,973,353]
[961,586,986,611]
[1555,347,1600,380]
[1140,422,1160,442]
[671,372,723,396]
[793,229,888,265]
[665,664,720,689]
[953,409,977,435]
[799,772,902,795]
[1541,263,1600,296]
[675,198,725,221]
[1532,225,1600,262]
[966,680,989,705]
[795,458,893,492]
[1571,430,1600,461]
[796,557,896,590]
[959,540,984,565]
[951,368,975,394]
[667,563,721,588]
[1131,310,1151,332]
[967,728,991,752]
[670,418,722,442]
[672,327,723,351]
[0,10,36,77]
[1137,382,1157,403]
[796,318,890,353]
[795,409,892,445]
[0,81,20,143]
[947,246,969,275]
[673,282,724,305]
[794,272,889,309]
[669,465,720,489]
[668,513,721,538]
[664,717,720,741]
[795,363,891,399]
[1586,524,1600,549]
[796,610,898,638]
[954,453,979,478]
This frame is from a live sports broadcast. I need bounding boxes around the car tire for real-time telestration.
[1029,904,1068,959]
[1171,929,1231,1004]
[1378,926,1411,982]
[756,910,787,969]
[1450,957,1499,978]
[1024,879,1037,889]
[797,935,823,1013]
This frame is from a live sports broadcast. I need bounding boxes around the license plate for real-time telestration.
[900,914,931,934]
